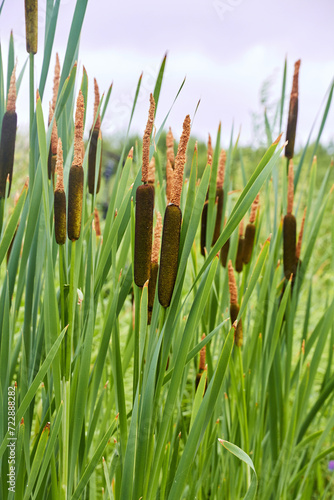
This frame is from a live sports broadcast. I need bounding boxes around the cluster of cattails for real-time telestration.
[285,60,301,161]
[88,79,103,194]
[0,67,17,198]
[283,161,306,285]
[228,260,243,347]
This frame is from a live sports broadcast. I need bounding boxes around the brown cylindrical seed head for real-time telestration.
[88,128,103,194]
[142,94,155,183]
[67,165,83,241]
[287,161,294,215]
[25,0,38,54]
[242,224,256,264]
[0,112,17,198]
[158,204,182,307]
[283,213,297,279]
[220,238,230,267]
[212,187,224,245]
[170,115,191,207]
[134,184,155,287]
[235,220,244,273]
[230,303,243,347]
[73,90,85,167]
[166,127,175,169]
[54,139,66,245]
[249,194,260,224]
[200,201,208,257]
[285,60,301,160]
[228,260,238,305]
[148,261,159,325]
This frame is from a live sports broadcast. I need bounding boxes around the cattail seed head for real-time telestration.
[249,194,260,224]
[170,115,191,207]
[88,128,103,194]
[216,149,226,189]
[242,224,256,264]
[296,207,307,260]
[166,127,175,169]
[235,220,245,273]
[134,184,155,287]
[283,214,297,279]
[207,134,213,166]
[158,204,182,307]
[142,94,155,183]
[0,67,17,198]
[93,78,101,130]
[199,333,206,371]
[54,138,66,245]
[200,201,208,256]
[212,187,224,246]
[285,60,301,160]
[166,159,173,203]
[93,207,101,237]
[287,161,294,215]
[52,53,60,112]
[228,260,238,305]
[25,0,38,54]
[68,91,85,241]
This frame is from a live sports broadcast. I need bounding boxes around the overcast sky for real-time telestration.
[0,0,333,147]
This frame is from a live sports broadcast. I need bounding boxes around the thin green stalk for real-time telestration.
[59,244,65,332]
[29,53,35,185]
[66,239,76,380]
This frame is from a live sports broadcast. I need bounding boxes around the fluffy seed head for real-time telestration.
[228,260,238,305]
[170,114,191,206]
[55,138,64,192]
[7,65,16,113]
[142,94,155,183]
[207,134,213,166]
[52,54,60,111]
[152,212,162,263]
[216,149,226,189]
[249,194,260,223]
[166,127,175,169]
[73,90,85,167]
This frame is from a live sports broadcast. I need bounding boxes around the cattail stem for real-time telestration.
[59,244,65,331]
[29,54,35,185]
[66,240,76,380]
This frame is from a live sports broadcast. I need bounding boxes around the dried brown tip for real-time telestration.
[73,90,85,166]
[151,212,163,263]
[49,103,58,156]
[199,333,206,371]
[228,260,238,305]
[7,64,16,113]
[148,156,155,185]
[194,141,198,152]
[273,133,283,145]
[296,207,307,259]
[239,219,244,236]
[249,194,260,224]
[36,89,40,104]
[291,60,301,98]
[55,138,64,191]
[93,78,101,130]
[166,127,175,168]
[166,159,173,203]
[128,147,134,159]
[216,149,226,189]
[142,93,155,183]
[52,53,61,111]
[207,134,213,166]
[287,160,294,215]
[93,207,101,236]
[170,114,191,206]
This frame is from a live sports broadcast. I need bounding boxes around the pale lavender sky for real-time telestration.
[0,0,333,147]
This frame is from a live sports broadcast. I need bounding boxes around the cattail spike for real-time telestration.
[25,0,38,54]
[166,159,173,203]
[199,334,206,371]
[148,156,155,185]
[55,138,64,191]
[249,194,260,224]
[142,94,155,183]
[166,127,175,169]
[207,134,213,166]
[52,54,61,111]
[7,65,16,113]
[285,60,301,159]
[170,114,191,207]
[50,106,58,156]
[228,260,238,305]
[73,90,85,167]
[287,160,294,215]
[216,149,226,189]
[93,207,101,237]
[296,207,307,259]
[94,78,101,130]
[151,212,162,263]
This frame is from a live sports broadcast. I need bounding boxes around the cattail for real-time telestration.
[93,207,101,237]
[25,0,38,54]
[235,219,244,273]
[0,66,17,198]
[158,114,191,307]
[220,218,230,268]
[88,78,103,195]
[207,134,213,166]
[195,334,207,391]
[228,260,243,347]
[200,134,215,255]
[54,138,66,245]
[166,127,175,169]
[283,161,297,279]
[212,149,226,245]
[134,94,155,287]
[242,194,259,264]
[48,103,58,182]
[52,53,60,111]
[166,158,173,203]
[68,91,85,241]
[148,156,155,185]
[148,212,162,324]
[285,60,301,160]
